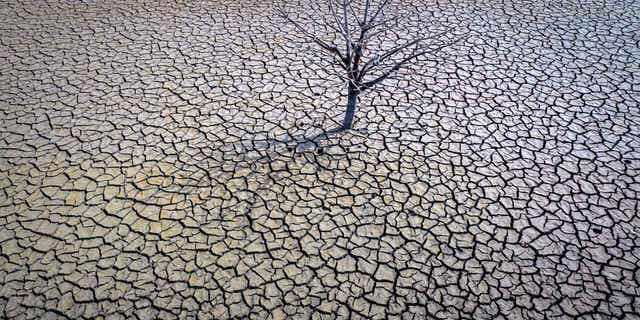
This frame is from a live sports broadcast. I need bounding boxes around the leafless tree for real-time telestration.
[277,0,462,130]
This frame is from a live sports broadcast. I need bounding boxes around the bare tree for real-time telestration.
[277,0,461,130]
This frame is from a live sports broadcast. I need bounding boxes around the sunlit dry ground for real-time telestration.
[1,0,639,319]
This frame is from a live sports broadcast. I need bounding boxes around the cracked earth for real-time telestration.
[1,0,640,319]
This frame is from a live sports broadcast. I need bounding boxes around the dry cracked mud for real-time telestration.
[1,0,640,319]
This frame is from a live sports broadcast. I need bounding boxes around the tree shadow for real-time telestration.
[219,125,356,163]
[284,126,347,153]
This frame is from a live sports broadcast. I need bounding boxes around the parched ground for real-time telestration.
[1,0,640,319]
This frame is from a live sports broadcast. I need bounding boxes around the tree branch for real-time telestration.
[346,0,363,26]
[277,6,348,69]
[342,0,353,65]
[358,37,422,80]
[328,0,352,68]
[361,35,466,90]
[362,0,371,25]
[359,29,452,81]
[368,0,393,26]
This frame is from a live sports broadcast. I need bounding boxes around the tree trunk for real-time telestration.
[342,83,358,129]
